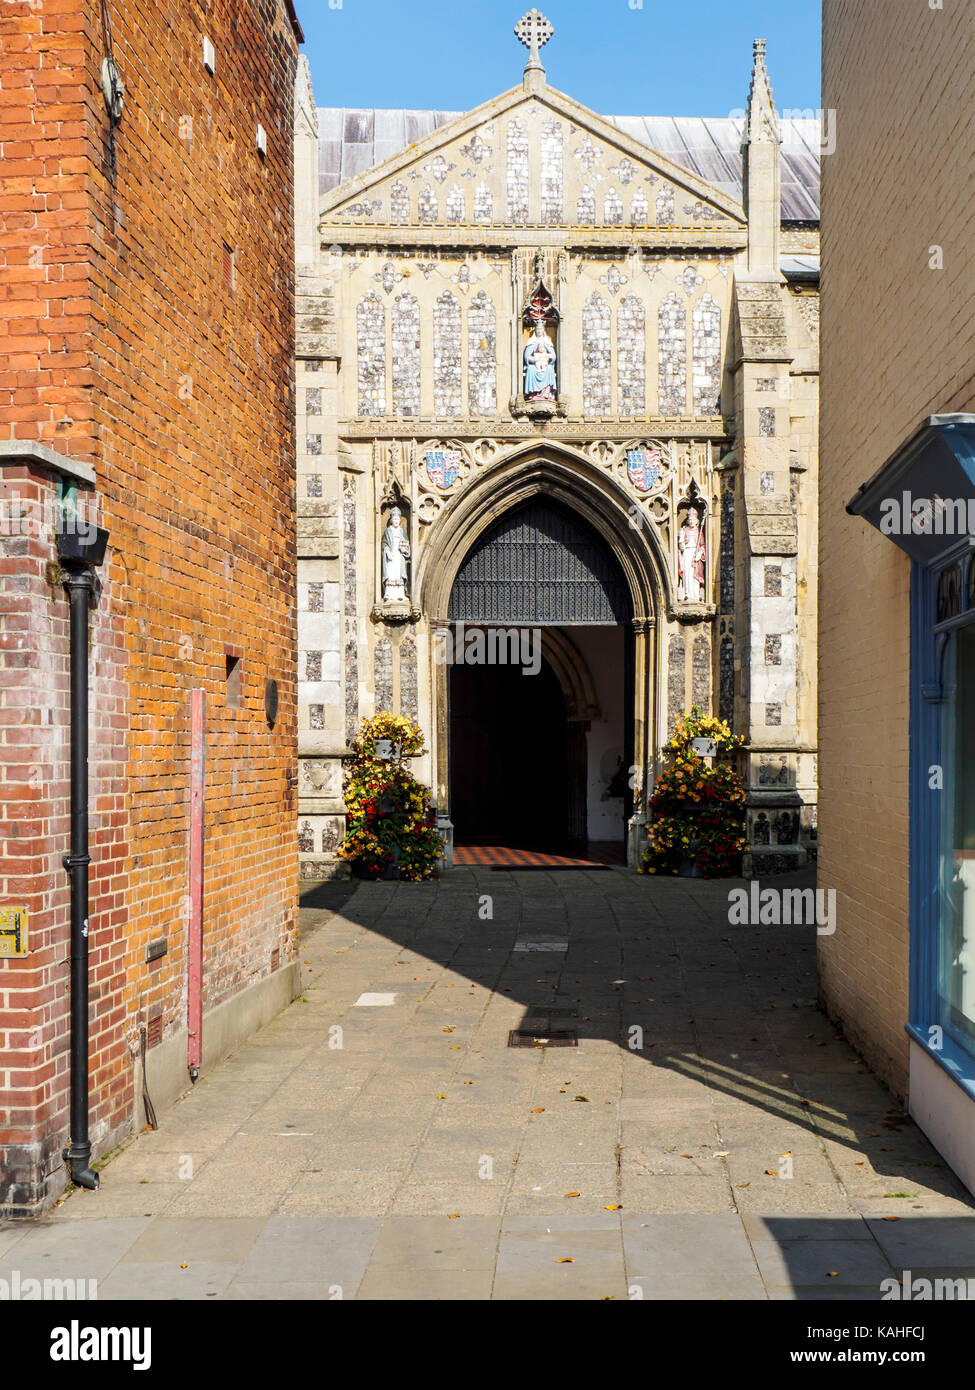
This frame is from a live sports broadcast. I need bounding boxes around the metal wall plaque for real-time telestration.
[690,737,717,758]
[0,907,28,957]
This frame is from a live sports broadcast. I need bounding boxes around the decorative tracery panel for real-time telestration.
[356,291,385,417]
[391,293,420,417]
[468,290,497,416]
[692,293,722,415]
[658,292,687,415]
[433,291,461,417]
[617,294,646,417]
[540,119,564,224]
[582,292,611,417]
[506,118,530,223]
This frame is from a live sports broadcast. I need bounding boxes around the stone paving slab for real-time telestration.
[2,867,974,1300]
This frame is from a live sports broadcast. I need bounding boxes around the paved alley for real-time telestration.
[2,867,973,1301]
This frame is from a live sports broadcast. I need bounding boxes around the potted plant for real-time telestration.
[639,708,747,879]
[338,714,445,882]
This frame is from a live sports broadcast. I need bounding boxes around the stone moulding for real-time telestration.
[370,600,422,625]
[671,600,717,624]
[508,394,567,420]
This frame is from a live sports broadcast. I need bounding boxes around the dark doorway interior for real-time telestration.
[450,655,568,850]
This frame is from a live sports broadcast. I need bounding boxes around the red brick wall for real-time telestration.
[1,0,299,1213]
[820,0,975,1096]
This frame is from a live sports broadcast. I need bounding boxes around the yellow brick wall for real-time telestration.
[819,0,975,1095]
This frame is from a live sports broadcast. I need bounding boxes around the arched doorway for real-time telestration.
[450,655,568,849]
[446,499,634,854]
[418,444,669,867]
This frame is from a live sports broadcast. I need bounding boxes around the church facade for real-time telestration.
[292,21,820,879]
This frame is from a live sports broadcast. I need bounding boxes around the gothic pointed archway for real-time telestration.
[419,444,668,864]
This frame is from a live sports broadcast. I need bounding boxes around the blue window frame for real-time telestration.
[909,539,975,1097]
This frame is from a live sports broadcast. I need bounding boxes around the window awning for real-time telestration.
[846,414,975,565]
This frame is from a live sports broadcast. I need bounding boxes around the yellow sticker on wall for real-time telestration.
[0,907,28,958]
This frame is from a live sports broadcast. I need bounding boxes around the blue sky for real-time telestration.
[298,0,822,117]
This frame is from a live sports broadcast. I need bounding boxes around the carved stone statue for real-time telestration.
[523,322,557,401]
[677,503,707,602]
[381,506,411,602]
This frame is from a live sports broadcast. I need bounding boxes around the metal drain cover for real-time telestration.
[508,1029,578,1048]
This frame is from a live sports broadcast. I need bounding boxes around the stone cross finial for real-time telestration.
[514,9,553,74]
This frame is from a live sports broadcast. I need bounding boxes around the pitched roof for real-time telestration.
[316,109,821,221]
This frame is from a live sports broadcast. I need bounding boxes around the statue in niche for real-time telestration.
[677,501,707,602]
[524,320,557,401]
[381,506,411,602]
[522,274,559,403]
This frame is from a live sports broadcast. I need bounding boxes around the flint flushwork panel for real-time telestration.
[692,294,721,414]
[418,185,438,224]
[658,292,687,415]
[468,290,497,416]
[433,291,462,417]
[390,179,409,224]
[692,634,711,713]
[720,486,735,611]
[374,637,393,713]
[583,291,611,417]
[719,635,734,724]
[656,187,675,223]
[473,182,493,223]
[667,633,686,736]
[356,291,385,417]
[506,118,530,223]
[617,294,646,417]
[577,185,595,225]
[400,636,418,721]
[540,119,563,224]
[391,293,420,417]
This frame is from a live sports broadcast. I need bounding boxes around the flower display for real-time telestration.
[338,713,445,881]
[639,706,747,878]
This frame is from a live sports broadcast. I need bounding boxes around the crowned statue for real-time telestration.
[677,503,707,602]
[381,506,411,602]
[523,320,557,401]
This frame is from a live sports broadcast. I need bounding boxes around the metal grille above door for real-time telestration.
[448,501,631,625]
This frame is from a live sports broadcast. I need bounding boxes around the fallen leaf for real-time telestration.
[826,1271,839,1278]
[713,1151,730,1157]
[531,1107,545,1114]
[573,1095,590,1103]
[681,1154,694,1159]
[604,1204,622,1211]
[180,1264,189,1270]
[436,1094,446,1099]
[883,1216,900,1222]
[736,1182,751,1188]
[447,1213,460,1219]
[554,1258,574,1264]
[564,1192,581,1198]
[442,1027,454,1033]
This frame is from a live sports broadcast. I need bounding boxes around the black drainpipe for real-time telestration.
[57,516,109,1191]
